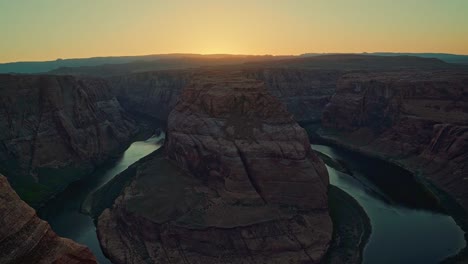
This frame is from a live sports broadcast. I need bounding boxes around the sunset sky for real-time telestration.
[1,0,468,63]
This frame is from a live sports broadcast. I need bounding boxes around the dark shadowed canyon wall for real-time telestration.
[0,174,97,263]
[0,74,137,205]
[321,70,468,211]
[107,67,342,123]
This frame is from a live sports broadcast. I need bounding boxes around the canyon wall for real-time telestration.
[321,70,468,210]
[107,70,192,121]
[108,67,340,123]
[97,70,332,264]
[241,68,341,123]
[103,66,468,214]
[0,74,137,204]
[0,174,97,264]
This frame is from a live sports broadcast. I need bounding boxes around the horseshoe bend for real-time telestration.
[1,2,468,263]
[96,70,333,263]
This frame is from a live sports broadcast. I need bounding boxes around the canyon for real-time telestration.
[0,54,467,263]
[95,61,468,263]
[106,67,341,124]
[96,70,332,263]
[0,74,137,205]
[0,174,97,264]
[321,70,468,211]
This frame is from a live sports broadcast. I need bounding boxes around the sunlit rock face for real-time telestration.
[97,70,332,264]
[0,74,137,204]
[322,70,468,210]
[0,174,97,264]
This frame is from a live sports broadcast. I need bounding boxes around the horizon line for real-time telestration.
[2,51,468,64]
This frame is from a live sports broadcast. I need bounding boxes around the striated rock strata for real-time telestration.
[97,70,332,263]
[322,70,468,210]
[107,70,192,121]
[0,74,137,204]
[241,68,341,123]
[107,67,341,124]
[0,174,97,264]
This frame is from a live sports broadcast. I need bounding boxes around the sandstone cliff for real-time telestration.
[97,70,332,264]
[107,70,192,121]
[0,174,97,264]
[321,70,468,210]
[241,68,341,123]
[0,74,137,204]
[108,67,341,124]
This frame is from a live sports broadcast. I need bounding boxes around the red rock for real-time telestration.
[107,67,341,124]
[241,68,341,123]
[166,70,329,209]
[108,70,192,121]
[0,175,97,264]
[97,70,332,264]
[0,74,138,204]
[322,70,468,210]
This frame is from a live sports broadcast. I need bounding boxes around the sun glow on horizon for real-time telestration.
[1,0,468,63]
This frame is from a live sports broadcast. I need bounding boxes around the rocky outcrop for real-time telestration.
[97,70,332,264]
[0,174,97,264]
[0,74,137,205]
[166,70,330,209]
[321,70,468,210]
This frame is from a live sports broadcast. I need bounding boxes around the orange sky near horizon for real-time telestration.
[1,0,468,63]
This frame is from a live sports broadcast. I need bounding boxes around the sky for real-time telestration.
[1,0,468,63]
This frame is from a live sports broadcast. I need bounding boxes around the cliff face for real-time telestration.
[166,70,330,209]
[107,70,192,121]
[0,174,97,264]
[242,68,341,123]
[322,70,468,210]
[107,68,340,123]
[97,70,332,264]
[0,74,137,204]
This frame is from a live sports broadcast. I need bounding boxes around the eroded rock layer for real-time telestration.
[241,68,341,123]
[0,74,137,204]
[166,70,330,209]
[322,70,468,210]
[108,70,192,121]
[97,70,332,264]
[0,175,97,264]
[107,67,341,123]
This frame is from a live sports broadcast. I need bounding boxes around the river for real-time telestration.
[38,133,165,264]
[37,137,465,264]
[312,144,465,264]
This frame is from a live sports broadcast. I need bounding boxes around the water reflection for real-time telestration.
[38,133,164,264]
[312,144,465,264]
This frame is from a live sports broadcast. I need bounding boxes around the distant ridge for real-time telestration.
[0,54,289,74]
[1,52,467,74]
[300,52,468,64]
[0,54,209,74]
[247,54,458,70]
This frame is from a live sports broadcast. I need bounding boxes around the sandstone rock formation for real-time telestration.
[0,174,97,264]
[97,70,332,264]
[107,67,341,124]
[322,70,468,210]
[0,74,137,204]
[166,70,330,209]
[108,70,192,121]
[241,68,341,123]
